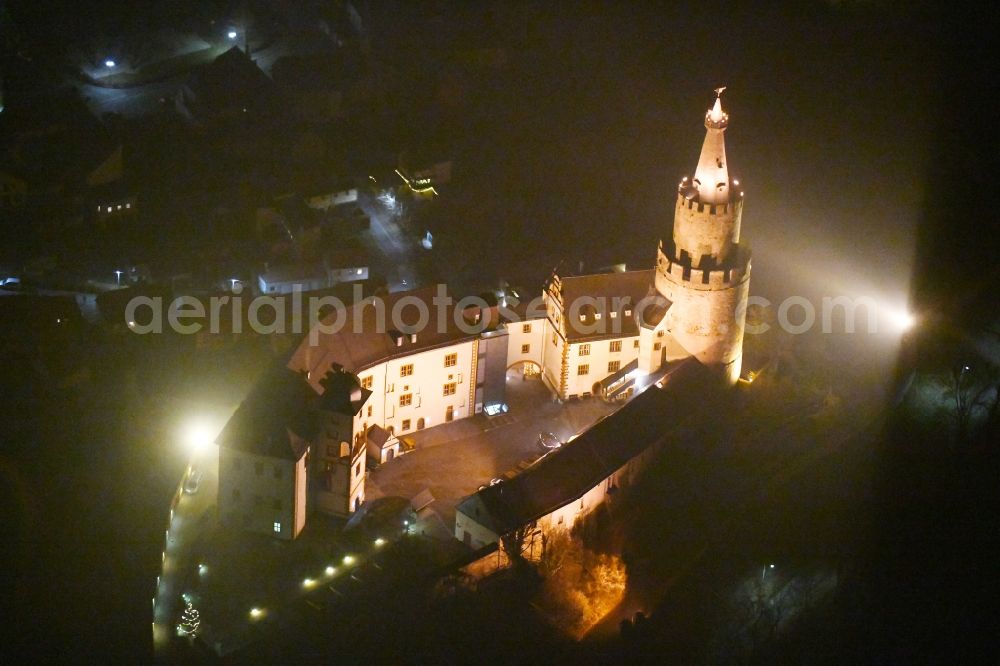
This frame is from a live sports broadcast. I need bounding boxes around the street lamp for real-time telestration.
[227,30,238,39]
[114,269,123,286]
[182,419,216,455]
[105,59,116,68]
[762,563,775,580]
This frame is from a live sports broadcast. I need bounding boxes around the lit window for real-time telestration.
[594,312,602,320]
[610,311,617,319]
[444,353,457,367]
[443,382,457,396]
[273,522,281,533]
[521,344,530,354]
[579,344,590,356]
[361,376,373,390]
[624,309,632,317]
[608,361,621,373]
[657,330,664,337]
[653,342,662,351]
[610,340,622,352]
[400,364,413,377]
[578,364,589,376]
[400,393,412,406]
[401,419,411,431]
[522,323,531,333]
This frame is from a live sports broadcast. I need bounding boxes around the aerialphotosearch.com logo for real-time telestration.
[123,284,913,344]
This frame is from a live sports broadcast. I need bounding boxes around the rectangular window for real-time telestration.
[400,393,412,406]
[608,361,621,373]
[579,344,590,356]
[443,382,457,396]
[360,375,373,390]
[634,339,640,348]
[624,309,632,317]
[522,323,532,333]
[654,342,662,351]
[273,521,281,534]
[610,311,618,319]
[578,364,590,376]
[355,463,361,476]
[444,353,457,367]
[401,419,411,431]
[367,405,373,417]
[521,343,530,354]
[657,329,664,337]
[610,340,622,352]
[400,364,414,377]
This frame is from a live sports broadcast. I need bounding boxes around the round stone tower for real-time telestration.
[654,89,752,385]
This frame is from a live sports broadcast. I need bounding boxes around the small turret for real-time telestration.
[689,87,732,205]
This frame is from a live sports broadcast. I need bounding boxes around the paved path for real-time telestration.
[152,446,218,658]
[366,375,619,527]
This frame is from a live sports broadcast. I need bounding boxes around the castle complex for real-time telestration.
[216,91,752,541]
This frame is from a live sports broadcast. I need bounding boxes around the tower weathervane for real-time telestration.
[714,86,727,98]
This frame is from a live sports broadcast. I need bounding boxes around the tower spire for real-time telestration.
[690,87,731,205]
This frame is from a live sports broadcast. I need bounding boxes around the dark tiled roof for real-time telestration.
[287,286,485,393]
[456,359,710,536]
[554,269,665,341]
[216,365,317,460]
[318,368,371,416]
[185,47,273,113]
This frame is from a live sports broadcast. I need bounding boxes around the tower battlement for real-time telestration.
[656,244,750,290]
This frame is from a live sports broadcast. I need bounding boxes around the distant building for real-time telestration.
[176,47,274,124]
[258,264,330,295]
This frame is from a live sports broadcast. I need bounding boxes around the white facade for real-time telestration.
[353,339,478,438]
[219,447,307,540]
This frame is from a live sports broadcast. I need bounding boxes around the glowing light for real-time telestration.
[342,555,355,566]
[249,607,264,620]
[374,537,386,547]
[228,30,237,39]
[302,577,315,589]
[182,419,217,454]
[887,309,916,332]
[105,59,116,68]
[325,566,335,576]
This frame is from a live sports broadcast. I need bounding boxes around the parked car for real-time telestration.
[183,469,203,494]
[538,432,561,449]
